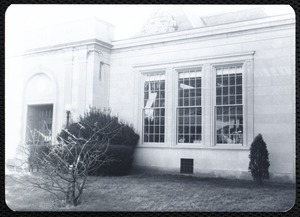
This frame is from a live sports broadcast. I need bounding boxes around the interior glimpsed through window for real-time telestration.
[177,68,202,144]
[215,65,243,144]
[143,73,165,143]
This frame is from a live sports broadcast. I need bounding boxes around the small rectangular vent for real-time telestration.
[180,158,194,174]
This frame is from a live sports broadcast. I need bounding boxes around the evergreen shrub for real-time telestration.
[248,134,270,184]
[58,107,140,176]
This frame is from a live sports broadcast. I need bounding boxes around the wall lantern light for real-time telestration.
[64,104,73,127]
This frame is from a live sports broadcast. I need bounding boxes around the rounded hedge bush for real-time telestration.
[58,107,140,176]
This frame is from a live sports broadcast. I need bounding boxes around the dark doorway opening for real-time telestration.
[26,104,53,144]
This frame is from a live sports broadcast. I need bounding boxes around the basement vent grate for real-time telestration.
[180,158,194,174]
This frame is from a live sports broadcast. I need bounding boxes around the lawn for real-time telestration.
[5,172,295,212]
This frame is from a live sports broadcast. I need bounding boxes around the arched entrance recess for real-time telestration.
[24,73,56,144]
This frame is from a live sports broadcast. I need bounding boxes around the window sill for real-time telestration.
[138,143,167,148]
[212,144,249,150]
[137,143,249,150]
[175,143,204,149]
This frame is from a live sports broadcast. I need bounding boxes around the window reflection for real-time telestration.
[215,66,243,144]
[177,69,202,144]
[143,74,165,143]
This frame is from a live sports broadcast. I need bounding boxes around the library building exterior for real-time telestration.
[16,7,295,182]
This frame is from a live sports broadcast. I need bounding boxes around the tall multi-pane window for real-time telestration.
[177,68,202,144]
[143,73,165,143]
[215,65,243,144]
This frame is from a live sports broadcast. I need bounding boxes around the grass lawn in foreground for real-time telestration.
[5,172,295,211]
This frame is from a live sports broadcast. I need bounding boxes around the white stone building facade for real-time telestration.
[11,8,295,182]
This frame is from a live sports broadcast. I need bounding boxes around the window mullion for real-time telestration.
[165,67,175,145]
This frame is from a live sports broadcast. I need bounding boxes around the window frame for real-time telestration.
[134,51,254,149]
[175,67,203,146]
[212,62,246,147]
[141,71,166,145]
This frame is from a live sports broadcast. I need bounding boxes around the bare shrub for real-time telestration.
[11,117,121,207]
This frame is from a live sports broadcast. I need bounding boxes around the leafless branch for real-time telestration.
[10,120,122,206]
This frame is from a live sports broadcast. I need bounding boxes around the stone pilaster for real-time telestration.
[202,64,212,147]
[165,67,175,146]
[133,69,143,143]
[85,47,103,109]
[244,60,254,146]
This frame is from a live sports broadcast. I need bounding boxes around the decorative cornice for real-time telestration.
[87,49,103,56]
[24,39,112,56]
[21,14,294,56]
[133,51,255,69]
[113,14,294,50]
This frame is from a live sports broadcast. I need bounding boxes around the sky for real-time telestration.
[5,4,294,57]
[5,4,294,160]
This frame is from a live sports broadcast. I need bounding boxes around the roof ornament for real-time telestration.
[140,9,178,35]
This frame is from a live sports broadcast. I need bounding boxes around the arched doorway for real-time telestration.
[24,73,56,144]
